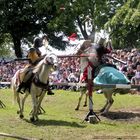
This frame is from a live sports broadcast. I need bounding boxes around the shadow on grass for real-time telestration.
[24,119,86,128]
[101,111,140,120]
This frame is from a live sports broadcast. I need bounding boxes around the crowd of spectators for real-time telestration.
[0,48,140,93]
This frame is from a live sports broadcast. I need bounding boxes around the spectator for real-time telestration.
[131,65,140,85]
[125,67,135,81]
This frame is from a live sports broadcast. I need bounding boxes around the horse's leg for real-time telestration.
[30,88,38,122]
[101,92,114,114]
[100,92,108,113]
[36,91,46,115]
[83,90,88,107]
[15,92,24,118]
[20,93,29,118]
[104,93,114,113]
[75,88,85,110]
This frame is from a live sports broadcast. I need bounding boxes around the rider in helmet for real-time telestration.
[16,35,54,95]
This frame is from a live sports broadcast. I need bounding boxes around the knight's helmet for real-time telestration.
[97,38,106,47]
[27,47,40,63]
[79,40,92,54]
[33,37,43,48]
[105,40,113,51]
[33,37,42,57]
[98,38,113,51]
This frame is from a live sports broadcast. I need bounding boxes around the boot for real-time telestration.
[16,70,33,93]
[16,82,26,93]
[47,87,54,95]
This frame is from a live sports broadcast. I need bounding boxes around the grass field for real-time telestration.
[0,89,140,140]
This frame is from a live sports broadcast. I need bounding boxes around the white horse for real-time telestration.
[74,40,131,117]
[11,55,57,122]
[75,64,130,114]
[74,39,106,114]
[75,87,130,114]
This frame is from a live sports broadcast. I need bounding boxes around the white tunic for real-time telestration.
[80,45,99,73]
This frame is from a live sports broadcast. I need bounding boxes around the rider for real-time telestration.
[16,35,54,95]
[76,38,113,120]
[77,38,113,83]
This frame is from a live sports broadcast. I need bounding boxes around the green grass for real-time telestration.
[0,89,140,140]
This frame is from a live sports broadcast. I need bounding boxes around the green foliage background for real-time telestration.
[0,0,139,57]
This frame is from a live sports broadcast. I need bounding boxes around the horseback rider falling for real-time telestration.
[16,35,54,95]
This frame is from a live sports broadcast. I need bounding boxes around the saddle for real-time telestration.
[18,71,34,94]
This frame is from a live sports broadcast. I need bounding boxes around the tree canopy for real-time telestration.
[0,33,13,57]
[0,0,73,57]
[105,0,140,48]
[0,0,139,57]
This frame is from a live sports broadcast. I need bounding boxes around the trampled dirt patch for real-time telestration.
[100,108,140,122]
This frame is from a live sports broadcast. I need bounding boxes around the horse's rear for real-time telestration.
[11,68,30,119]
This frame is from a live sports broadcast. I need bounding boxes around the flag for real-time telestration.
[68,33,77,41]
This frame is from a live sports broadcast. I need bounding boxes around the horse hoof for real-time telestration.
[30,117,39,122]
[19,114,24,119]
[38,112,43,115]
[83,104,87,107]
[100,109,105,113]
[17,111,20,114]
[30,117,35,122]
[75,108,79,111]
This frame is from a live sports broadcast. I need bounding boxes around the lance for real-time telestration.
[4,58,30,63]
[57,54,96,58]
[13,58,30,61]
[105,55,127,65]
[58,54,127,65]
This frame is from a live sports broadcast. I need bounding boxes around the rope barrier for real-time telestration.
[57,54,95,58]
[0,82,11,85]
[50,82,140,89]
[1,81,139,89]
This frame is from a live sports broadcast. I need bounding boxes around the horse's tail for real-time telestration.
[11,75,17,105]
[11,70,21,105]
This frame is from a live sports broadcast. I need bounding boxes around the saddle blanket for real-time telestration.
[94,66,130,85]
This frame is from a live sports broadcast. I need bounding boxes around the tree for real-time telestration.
[105,0,140,48]
[0,0,126,57]
[0,33,13,57]
[0,0,70,57]
[40,0,125,43]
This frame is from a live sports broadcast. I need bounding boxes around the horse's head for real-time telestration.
[43,56,54,65]
[43,54,58,66]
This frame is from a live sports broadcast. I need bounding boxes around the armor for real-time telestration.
[16,36,54,95]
